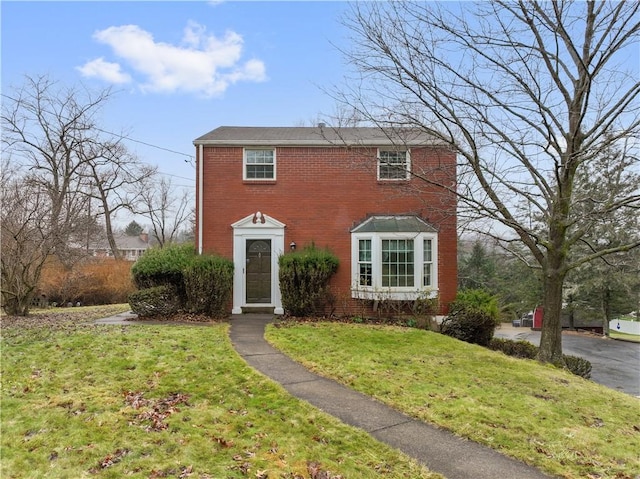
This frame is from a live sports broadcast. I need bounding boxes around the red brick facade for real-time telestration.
[194,128,457,316]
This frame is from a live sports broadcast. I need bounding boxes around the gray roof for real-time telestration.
[194,126,443,147]
[351,215,437,233]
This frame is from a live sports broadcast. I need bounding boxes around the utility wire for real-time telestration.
[1,92,196,166]
[94,126,195,166]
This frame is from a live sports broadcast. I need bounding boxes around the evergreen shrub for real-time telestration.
[130,244,196,302]
[183,255,234,317]
[440,289,500,346]
[488,338,538,359]
[563,354,592,379]
[279,245,339,317]
[489,338,592,379]
[128,285,181,317]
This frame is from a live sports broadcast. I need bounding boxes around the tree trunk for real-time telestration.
[102,199,122,260]
[601,287,611,337]
[538,262,566,365]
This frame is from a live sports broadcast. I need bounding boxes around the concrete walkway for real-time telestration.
[229,314,553,479]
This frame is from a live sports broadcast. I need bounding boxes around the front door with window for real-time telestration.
[246,239,271,303]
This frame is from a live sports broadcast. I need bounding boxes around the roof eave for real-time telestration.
[193,139,445,147]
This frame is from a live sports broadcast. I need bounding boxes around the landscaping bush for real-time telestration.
[128,285,181,317]
[450,289,500,319]
[563,354,592,379]
[440,308,497,346]
[440,289,500,346]
[488,338,592,379]
[183,255,234,317]
[279,245,339,317]
[488,337,539,359]
[39,257,135,306]
[130,244,196,303]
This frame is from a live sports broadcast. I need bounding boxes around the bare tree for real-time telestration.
[338,1,640,363]
[0,163,52,315]
[1,75,142,313]
[81,141,156,259]
[136,176,192,248]
[1,75,110,265]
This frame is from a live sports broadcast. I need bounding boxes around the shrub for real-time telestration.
[440,289,500,346]
[450,289,499,320]
[183,255,234,317]
[128,285,181,317]
[440,308,497,346]
[563,354,592,379]
[38,257,134,306]
[279,245,339,317]
[488,338,539,359]
[488,338,592,379]
[130,244,196,302]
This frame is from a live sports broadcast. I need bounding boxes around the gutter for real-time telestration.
[198,143,203,254]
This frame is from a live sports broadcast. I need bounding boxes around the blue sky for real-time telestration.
[1,1,351,186]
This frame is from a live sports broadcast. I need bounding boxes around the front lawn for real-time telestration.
[1,310,436,479]
[266,322,640,479]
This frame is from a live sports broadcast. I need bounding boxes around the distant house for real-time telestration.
[89,233,150,261]
[193,126,457,316]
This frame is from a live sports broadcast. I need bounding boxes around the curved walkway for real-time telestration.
[229,315,553,479]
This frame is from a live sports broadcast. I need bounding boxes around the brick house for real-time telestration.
[193,126,457,316]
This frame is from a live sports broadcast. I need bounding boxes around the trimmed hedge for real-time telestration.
[183,255,234,317]
[129,244,233,318]
[279,245,339,317]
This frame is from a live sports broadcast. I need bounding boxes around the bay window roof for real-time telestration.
[351,215,437,233]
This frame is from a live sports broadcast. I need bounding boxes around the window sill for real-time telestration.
[351,288,437,301]
[243,180,277,185]
[377,179,410,184]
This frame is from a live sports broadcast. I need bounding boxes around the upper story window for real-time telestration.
[244,148,276,180]
[378,149,410,180]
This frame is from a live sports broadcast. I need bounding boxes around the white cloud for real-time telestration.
[78,22,267,97]
[76,57,132,84]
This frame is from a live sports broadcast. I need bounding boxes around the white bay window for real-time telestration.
[351,216,438,300]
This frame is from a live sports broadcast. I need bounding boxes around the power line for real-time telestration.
[94,126,195,166]
[1,92,196,166]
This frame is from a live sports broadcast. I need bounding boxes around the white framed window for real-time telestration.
[358,239,372,286]
[378,149,410,180]
[423,239,433,287]
[244,148,276,180]
[351,232,438,300]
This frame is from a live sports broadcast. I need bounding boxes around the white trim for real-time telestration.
[243,147,276,181]
[351,231,438,300]
[198,144,204,254]
[231,213,285,314]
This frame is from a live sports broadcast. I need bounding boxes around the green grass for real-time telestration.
[609,331,640,343]
[266,322,640,479]
[1,313,437,479]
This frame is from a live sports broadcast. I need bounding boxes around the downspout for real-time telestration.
[198,143,204,254]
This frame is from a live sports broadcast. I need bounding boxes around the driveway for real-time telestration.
[494,325,640,397]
